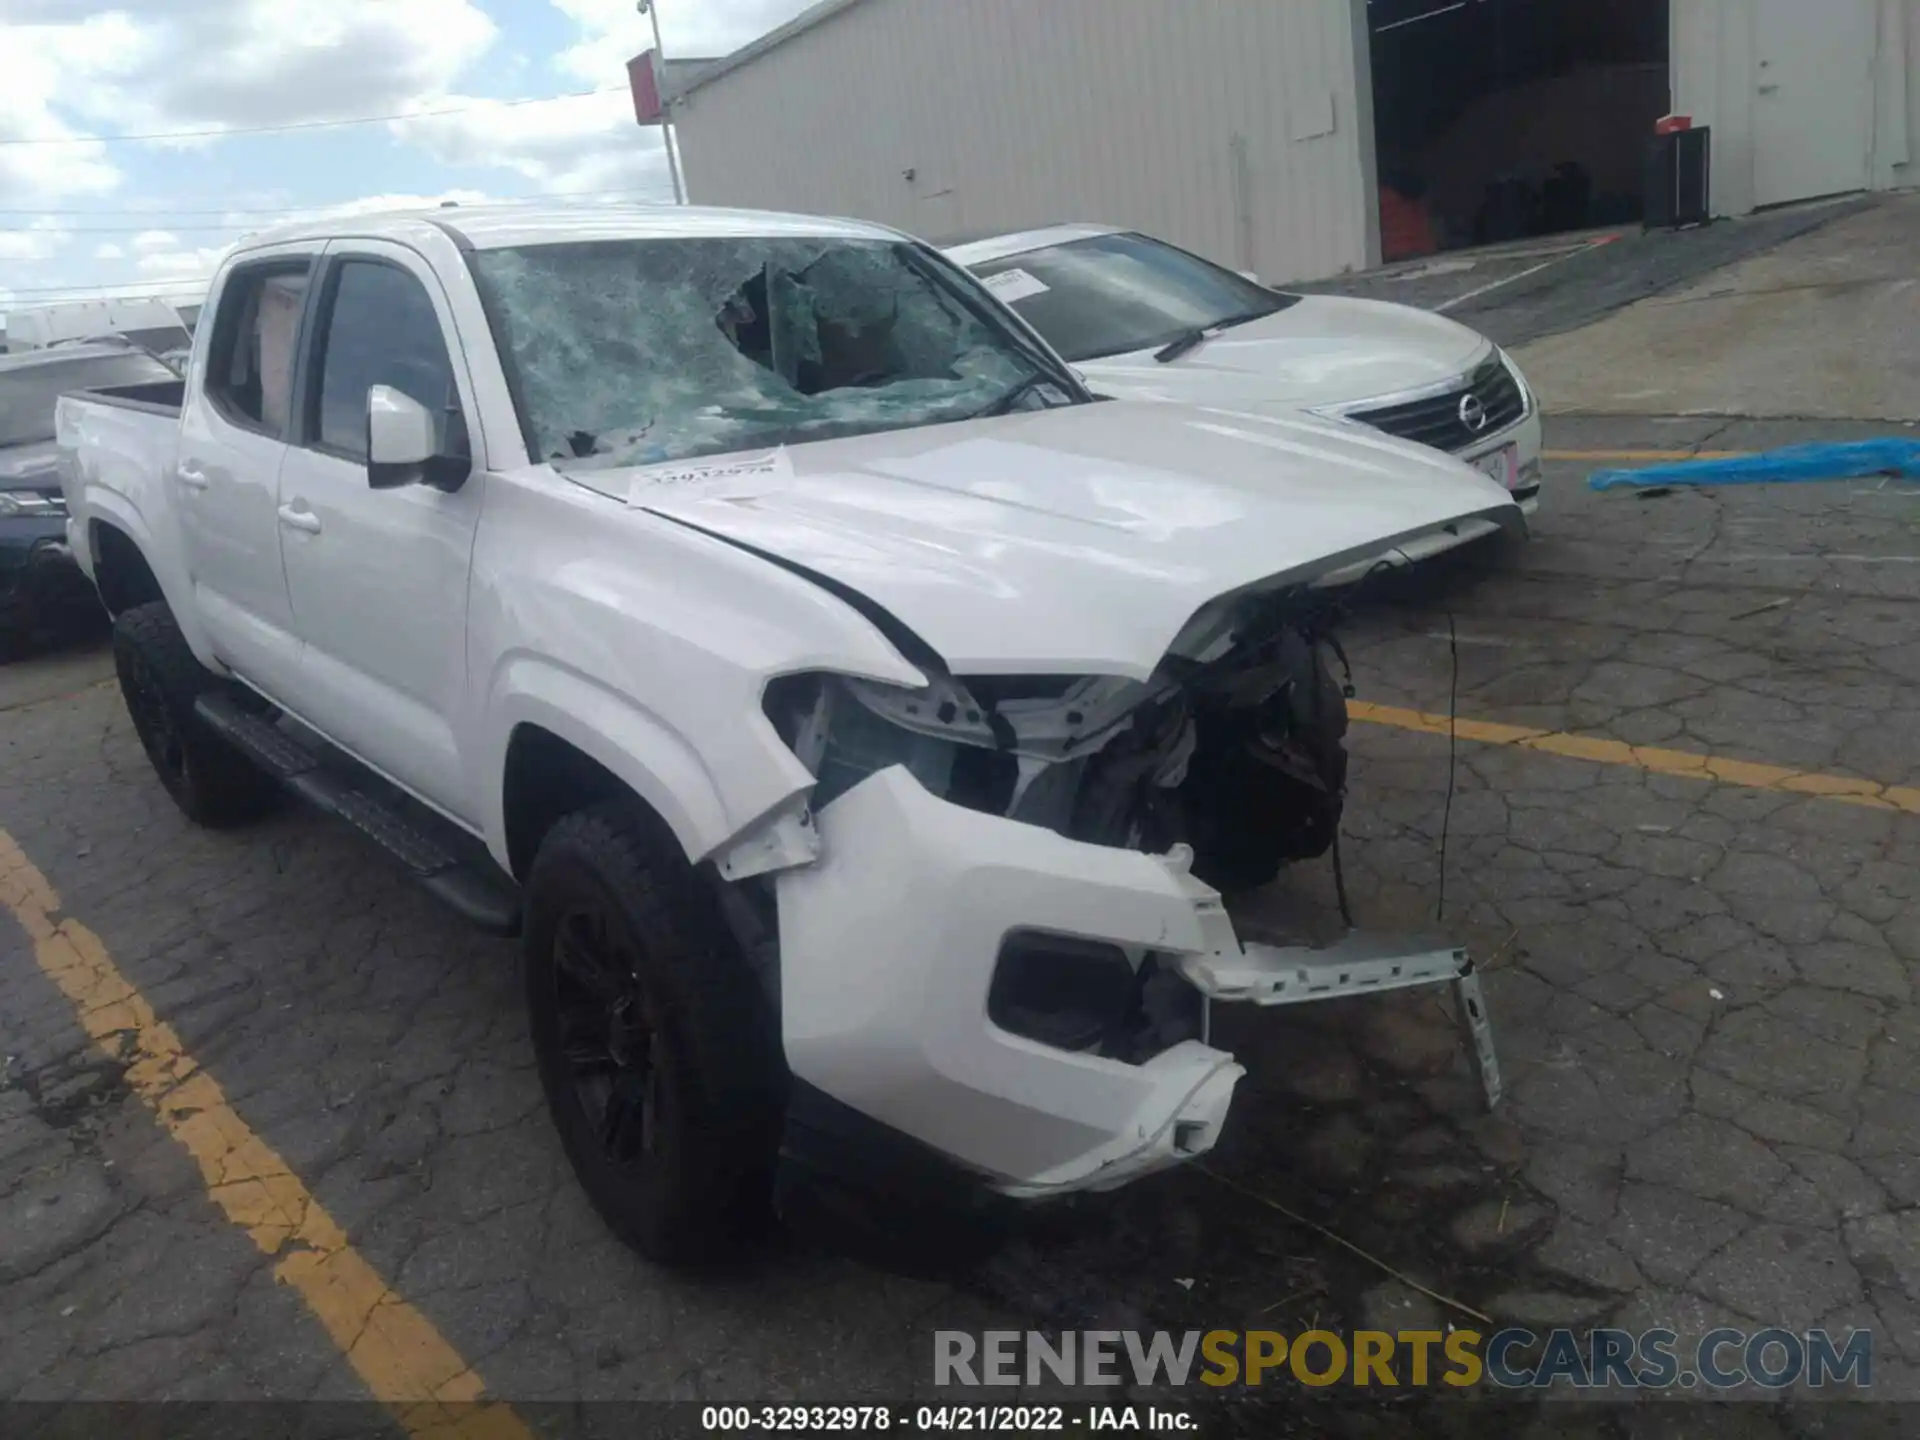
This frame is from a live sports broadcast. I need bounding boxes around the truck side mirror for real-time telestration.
[366,384,467,492]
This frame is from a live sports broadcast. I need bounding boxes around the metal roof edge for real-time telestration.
[671,0,878,102]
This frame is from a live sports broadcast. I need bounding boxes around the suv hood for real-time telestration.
[578,399,1521,679]
[1080,295,1491,410]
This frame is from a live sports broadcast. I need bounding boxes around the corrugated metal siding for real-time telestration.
[1670,0,1918,215]
[671,0,1376,284]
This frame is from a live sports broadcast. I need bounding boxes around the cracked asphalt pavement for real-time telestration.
[3,414,1920,1436]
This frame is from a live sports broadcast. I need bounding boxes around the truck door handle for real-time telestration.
[277,503,322,534]
[177,466,210,491]
[1758,83,1780,94]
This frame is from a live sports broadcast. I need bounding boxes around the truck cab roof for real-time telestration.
[237,202,910,255]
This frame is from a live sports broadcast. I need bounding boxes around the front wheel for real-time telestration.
[523,802,785,1267]
[112,602,282,828]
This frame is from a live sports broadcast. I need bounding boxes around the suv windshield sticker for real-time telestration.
[981,267,1050,304]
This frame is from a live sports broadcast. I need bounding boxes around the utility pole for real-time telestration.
[637,0,686,204]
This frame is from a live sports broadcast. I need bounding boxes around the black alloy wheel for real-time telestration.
[550,904,669,1171]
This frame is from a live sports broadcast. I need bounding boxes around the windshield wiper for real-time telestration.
[1152,306,1280,364]
[1153,328,1210,364]
[970,373,1055,419]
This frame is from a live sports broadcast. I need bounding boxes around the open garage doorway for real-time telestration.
[1367,0,1671,261]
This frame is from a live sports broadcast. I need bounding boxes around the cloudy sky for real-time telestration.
[0,0,817,313]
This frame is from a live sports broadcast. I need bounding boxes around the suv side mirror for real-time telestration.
[366,385,468,491]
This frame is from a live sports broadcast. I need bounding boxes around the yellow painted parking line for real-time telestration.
[1349,701,1920,817]
[1542,448,1748,462]
[0,830,533,1440]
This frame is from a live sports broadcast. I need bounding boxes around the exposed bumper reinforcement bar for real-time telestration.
[1164,846,1503,1110]
[1191,937,1503,1111]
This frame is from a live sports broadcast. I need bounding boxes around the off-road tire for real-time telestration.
[112,601,283,827]
[523,801,786,1267]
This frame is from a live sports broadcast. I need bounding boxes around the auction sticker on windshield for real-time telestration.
[627,448,795,503]
[982,267,1051,304]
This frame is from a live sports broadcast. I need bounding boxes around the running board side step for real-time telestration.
[194,692,521,937]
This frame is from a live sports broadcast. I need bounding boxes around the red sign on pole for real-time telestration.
[628,50,663,125]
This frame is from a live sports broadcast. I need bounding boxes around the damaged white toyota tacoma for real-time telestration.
[54,204,1522,1265]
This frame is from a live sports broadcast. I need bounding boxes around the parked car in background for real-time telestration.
[56,202,1522,1266]
[54,332,192,377]
[1,343,181,651]
[944,225,1543,569]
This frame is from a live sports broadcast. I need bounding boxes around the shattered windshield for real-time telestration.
[470,236,1076,470]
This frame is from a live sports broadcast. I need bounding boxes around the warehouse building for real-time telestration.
[654,0,1919,284]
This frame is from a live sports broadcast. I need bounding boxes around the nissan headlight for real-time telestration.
[1497,346,1535,412]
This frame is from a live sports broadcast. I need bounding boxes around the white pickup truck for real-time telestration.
[56,203,1522,1265]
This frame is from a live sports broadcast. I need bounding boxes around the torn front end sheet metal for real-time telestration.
[773,768,1501,1200]
[757,588,1499,1200]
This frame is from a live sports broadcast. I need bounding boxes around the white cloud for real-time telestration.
[0,0,507,302]
[548,0,819,86]
[0,15,132,201]
[1,0,497,209]
[54,0,499,138]
[136,243,233,284]
[0,0,825,309]
[391,92,674,198]
[0,221,72,263]
[392,0,818,198]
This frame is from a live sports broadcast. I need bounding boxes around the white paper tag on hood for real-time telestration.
[626,447,794,504]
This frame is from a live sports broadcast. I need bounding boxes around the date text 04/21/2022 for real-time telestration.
[699,1405,1193,1431]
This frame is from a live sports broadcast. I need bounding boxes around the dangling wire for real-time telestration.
[1331,825,1355,929]
[1305,552,1405,933]
[1311,627,1358,931]
[1435,603,1461,922]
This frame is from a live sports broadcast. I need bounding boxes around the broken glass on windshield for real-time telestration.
[470,235,1070,471]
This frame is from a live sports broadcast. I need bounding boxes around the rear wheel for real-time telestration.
[523,802,785,1266]
[112,602,281,827]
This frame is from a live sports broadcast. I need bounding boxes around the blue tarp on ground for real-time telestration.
[1589,439,1920,491]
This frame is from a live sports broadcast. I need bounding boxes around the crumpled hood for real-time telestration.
[0,440,62,492]
[580,399,1521,679]
[1080,295,1493,410]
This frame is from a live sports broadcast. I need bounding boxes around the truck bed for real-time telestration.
[71,378,185,417]
[55,383,187,558]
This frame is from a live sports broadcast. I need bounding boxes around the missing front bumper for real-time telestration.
[1174,921,1503,1112]
[773,767,1502,1204]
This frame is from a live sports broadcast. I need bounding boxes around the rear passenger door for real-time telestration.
[274,241,483,819]
[175,249,315,696]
